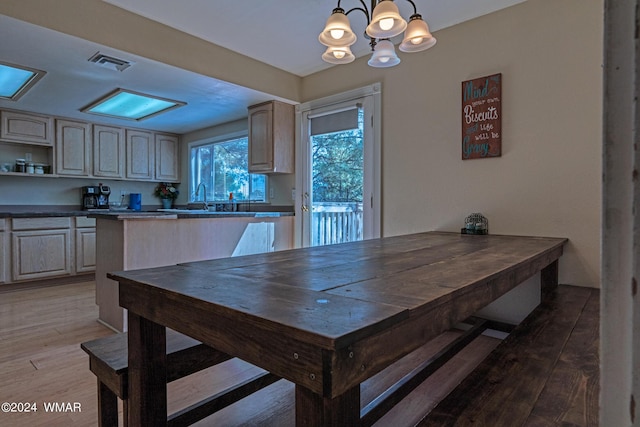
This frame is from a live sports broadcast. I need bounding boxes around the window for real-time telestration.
[190,135,267,203]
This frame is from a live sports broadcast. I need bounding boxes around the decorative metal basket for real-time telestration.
[462,213,488,235]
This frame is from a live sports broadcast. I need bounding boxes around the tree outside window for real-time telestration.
[191,136,266,202]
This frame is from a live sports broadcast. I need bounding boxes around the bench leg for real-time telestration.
[541,259,559,299]
[295,385,360,426]
[98,381,119,427]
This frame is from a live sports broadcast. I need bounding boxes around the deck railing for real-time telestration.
[312,202,363,246]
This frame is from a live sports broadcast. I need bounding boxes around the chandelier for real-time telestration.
[318,0,436,68]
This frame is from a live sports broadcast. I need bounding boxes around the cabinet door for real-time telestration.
[154,133,179,182]
[56,119,91,176]
[248,102,274,172]
[12,229,72,281]
[248,101,294,173]
[126,130,154,180]
[94,125,124,178]
[75,228,96,273]
[1,110,53,146]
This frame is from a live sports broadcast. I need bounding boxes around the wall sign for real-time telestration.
[461,73,501,160]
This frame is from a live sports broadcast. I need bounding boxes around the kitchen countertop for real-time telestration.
[89,211,293,220]
[0,205,294,219]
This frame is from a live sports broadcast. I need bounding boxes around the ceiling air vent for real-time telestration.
[88,52,133,72]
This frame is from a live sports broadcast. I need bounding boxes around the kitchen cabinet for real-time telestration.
[126,129,154,180]
[126,130,180,182]
[154,133,179,182]
[56,119,91,176]
[11,217,72,282]
[0,110,55,177]
[0,110,53,146]
[0,107,179,182]
[248,100,294,174]
[75,217,96,273]
[94,125,125,179]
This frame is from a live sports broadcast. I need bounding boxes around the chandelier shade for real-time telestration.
[367,39,401,67]
[399,14,437,52]
[322,45,356,64]
[366,0,407,39]
[318,0,436,68]
[318,8,357,47]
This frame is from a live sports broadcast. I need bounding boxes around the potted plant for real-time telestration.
[154,182,179,209]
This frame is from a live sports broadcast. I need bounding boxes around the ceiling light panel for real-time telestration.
[82,89,186,121]
[0,61,46,101]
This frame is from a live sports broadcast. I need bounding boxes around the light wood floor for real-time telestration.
[0,280,502,427]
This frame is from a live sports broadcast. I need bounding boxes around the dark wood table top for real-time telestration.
[114,231,566,398]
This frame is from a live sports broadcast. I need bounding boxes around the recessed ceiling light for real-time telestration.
[81,88,186,121]
[0,61,46,101]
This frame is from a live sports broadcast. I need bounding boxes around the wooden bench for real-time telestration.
[81,329,280,427]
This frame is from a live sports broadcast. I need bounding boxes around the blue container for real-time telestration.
[129,193,141,211]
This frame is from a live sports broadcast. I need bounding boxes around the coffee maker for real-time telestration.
[82,184,111,209]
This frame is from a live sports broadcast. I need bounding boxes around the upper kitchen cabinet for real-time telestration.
[154,133,179,182]
[248,100,294,174]
[56,119,91,176]
[126,129,154,180]
[0,110,53,146]
[93,125,125,179]
[126,130,180,182]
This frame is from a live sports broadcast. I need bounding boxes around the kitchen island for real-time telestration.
[90,211,294,331]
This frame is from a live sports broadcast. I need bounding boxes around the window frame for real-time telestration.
[188,130,269,204]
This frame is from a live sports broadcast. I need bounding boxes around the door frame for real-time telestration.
[294,83,382,248]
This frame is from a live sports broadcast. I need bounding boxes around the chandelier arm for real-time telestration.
[344,0,371,25]
[332,0,382,51]
[405,0,418,15]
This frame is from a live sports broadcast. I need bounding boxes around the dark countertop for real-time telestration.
[89,211,293,220]
[0,205,92,218]
[0,205,294,219]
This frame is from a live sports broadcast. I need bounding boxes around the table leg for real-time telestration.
[295,385,360,426]
[541,259,559,299]
[127,312,167,426]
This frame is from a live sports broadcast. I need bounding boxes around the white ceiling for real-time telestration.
[0,0,524,134]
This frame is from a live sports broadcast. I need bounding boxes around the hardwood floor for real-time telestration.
[0,281,598,426]
[421,285,600,426]
[0,281,112,427]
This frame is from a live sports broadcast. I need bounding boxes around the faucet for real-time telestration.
[194,183,207,209]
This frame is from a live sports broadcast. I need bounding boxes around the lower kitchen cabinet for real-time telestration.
[12,228,72,282]
[5,216,96,284]
[75,217,96,273]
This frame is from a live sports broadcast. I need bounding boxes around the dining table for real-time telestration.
[111,231,567,426]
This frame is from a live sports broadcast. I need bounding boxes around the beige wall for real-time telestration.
[302,0,603,288]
